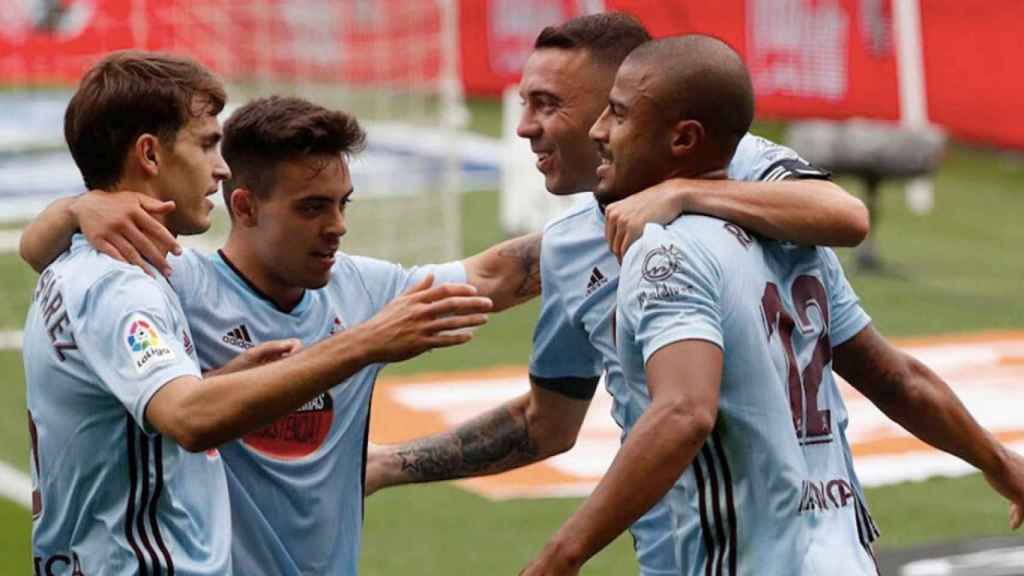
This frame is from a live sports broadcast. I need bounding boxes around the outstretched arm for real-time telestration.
[367,382,588,495]
[521,340,722,575]
[604,178,869,259]
[835,325,1024,528]
[461,233,542,312]
[148,276,492,452]
[20,191,180,275]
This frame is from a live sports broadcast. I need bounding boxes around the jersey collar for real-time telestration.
[216,249,309,315]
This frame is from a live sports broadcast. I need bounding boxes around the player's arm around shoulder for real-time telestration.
[20,190,181,277]
[461,231,542,312]
[603,135,868,259]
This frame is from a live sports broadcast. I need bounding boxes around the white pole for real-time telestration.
[439,0,465,260]
[893,0,934,214]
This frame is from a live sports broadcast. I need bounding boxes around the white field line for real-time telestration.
[0,329,28,509]
[0,461,31,510]
[0,224,222,261]
[0,330,23,350]
[0,229,21,254]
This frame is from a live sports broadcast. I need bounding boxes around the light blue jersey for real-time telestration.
[24,235,231,576]
[529,133,875,575]
[168,248,465,576]
[616,217,877,576]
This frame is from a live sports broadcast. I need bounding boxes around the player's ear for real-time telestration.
[229,187,259,227]
[670,119,704,159]
[135,134,162,177]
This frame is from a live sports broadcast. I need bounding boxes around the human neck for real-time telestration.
[664,157,728,181]
[221,233,305,313]
[108,177,176,236]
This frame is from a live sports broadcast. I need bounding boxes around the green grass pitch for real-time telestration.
[0,113,1022,573]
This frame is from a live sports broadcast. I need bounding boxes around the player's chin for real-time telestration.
[301,265,333,289]
[593,177,615,203]
[178,212,212,236]
[545,172,584,197]
[543,171,563,195]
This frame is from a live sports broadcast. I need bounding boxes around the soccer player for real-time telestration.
[519,35,1024,576]
[22,52,492,575]
[20,92,555,574]
[364,13,872,576]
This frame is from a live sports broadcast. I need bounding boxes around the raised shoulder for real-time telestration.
[729,132,828,182]
[542,195,598,239]
[332,252,466,314]
[166,247,215,303]
[52,239,170,318]
[664,215,760,266]
[330,252,395,309]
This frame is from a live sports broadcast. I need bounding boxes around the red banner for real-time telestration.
[0,1,1021,149]
[0,0,443,87]
[459,0,1020,149]
[919,3,1023,150]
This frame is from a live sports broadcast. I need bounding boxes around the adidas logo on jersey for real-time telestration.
[585,266,608,296]
[222,324,255,350]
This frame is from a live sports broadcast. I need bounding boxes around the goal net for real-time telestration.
[0,0,466,264]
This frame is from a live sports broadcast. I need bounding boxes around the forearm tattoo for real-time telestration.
[497,233,542,298]
[395,406,540,482]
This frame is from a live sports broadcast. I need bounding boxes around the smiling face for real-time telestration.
[246,154,352,292]
[516,48,614,196]
[589,60,678,205]
[155,109,231,235]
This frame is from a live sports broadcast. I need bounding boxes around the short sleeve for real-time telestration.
[818,248,872,346]
[528,244,602,400]
[728,133,830,182]
[346,255,467,312]
[620,225,725,365]
[74,271,200,433]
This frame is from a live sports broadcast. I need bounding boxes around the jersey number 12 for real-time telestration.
[761,275,833,442]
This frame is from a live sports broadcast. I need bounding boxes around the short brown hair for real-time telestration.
[64,50,226,190]
[534,12,652,69]
[221,96,366,215]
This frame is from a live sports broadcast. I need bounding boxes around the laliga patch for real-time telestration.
[124,314,176,375]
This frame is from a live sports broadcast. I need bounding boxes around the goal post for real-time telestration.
[0,0,468,264]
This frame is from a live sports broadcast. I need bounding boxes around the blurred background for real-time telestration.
[1,1,1023,574]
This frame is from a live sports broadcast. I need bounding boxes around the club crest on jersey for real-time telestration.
[641,244,684,283]
[243,392,334,459]
[125,314,175,374]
